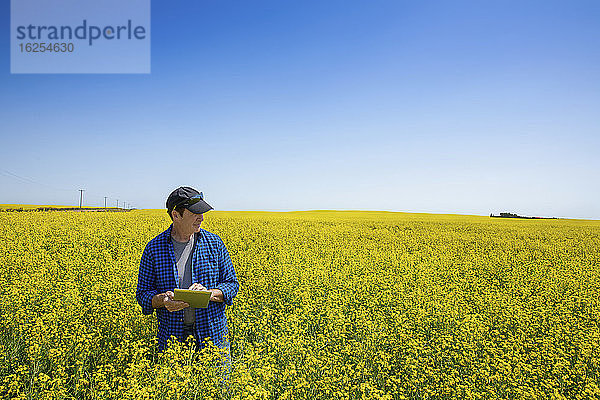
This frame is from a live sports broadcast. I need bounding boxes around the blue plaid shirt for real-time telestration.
[136,224,239,351]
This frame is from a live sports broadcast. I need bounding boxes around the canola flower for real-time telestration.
[0,209,599,399]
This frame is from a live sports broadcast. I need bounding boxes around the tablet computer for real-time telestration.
[173,289,211,308]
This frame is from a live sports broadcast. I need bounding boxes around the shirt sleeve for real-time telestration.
[136,243,159,315]
[215,239,239,306]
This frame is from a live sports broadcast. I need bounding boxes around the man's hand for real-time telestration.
[151,293,167,309]
[188,283,223,302]
[188,283,207,291]
[152,291,189,312]
[208,288,224,303]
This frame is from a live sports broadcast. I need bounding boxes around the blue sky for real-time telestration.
[1,0,599,218]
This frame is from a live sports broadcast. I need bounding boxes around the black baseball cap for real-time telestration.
[166,186,213,215]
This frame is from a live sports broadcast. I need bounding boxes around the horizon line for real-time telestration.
[1,203,596,221]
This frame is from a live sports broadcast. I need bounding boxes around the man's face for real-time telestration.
[174,208,204,233]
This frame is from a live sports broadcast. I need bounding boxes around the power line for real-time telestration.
[1,167,136,208]
[0,168,71,192]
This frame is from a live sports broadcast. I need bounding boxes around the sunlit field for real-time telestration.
[1,210,599,400]
[0,204,76,210]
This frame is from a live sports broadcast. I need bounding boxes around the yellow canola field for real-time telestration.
[0,210,599,400]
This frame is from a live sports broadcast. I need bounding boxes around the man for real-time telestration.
[136,186,239,354]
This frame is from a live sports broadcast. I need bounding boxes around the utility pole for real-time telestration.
[116,199,119,209]
[79,189,85,208]
[104,196,108,209]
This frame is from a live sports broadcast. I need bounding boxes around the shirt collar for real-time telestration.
[164,223,201,244]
